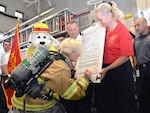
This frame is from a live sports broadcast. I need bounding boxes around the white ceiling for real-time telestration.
[21,0,52,13]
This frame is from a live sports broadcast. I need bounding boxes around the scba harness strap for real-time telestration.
[19,50,68,100]
[27,83,54,100]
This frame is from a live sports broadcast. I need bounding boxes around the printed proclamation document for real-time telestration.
[75,23,106,83]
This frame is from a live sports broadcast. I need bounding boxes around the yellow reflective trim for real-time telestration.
[62,77,89,99]
[62,82,78,99]
[37,78,50,92]
[77,78,89,89]
[52,93,59,100]
[65,86,78,99]
[37,77,44,84]
[12,94,57,111]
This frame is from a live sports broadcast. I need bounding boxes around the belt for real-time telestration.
[138,61,150,69]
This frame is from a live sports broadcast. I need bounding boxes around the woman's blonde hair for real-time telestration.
[59,38,82,56]
[95,1,125,24]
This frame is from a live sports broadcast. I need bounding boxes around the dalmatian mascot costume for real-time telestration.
[25,22,59,58]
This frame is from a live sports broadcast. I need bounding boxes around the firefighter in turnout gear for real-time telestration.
[12,36,91,113]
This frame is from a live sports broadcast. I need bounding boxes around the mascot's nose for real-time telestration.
[40,41,45,45]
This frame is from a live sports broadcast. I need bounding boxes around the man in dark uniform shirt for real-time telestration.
[134,17,150,113]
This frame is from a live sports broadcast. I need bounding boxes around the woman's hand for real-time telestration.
[99,68,108,80]
[85,68,108,80]
[99,56,129,80]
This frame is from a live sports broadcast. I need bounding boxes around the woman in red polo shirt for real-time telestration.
[93,1,140,113]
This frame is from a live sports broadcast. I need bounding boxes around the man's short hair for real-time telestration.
[67,20,77,25]
[3,39,11,46]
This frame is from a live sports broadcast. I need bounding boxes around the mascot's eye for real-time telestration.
[43,36,46,39]
[37,36,40,38]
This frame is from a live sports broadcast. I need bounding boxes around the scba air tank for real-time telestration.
[11,47,49,82]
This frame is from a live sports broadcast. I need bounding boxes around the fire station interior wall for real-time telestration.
[0,0,149,34]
